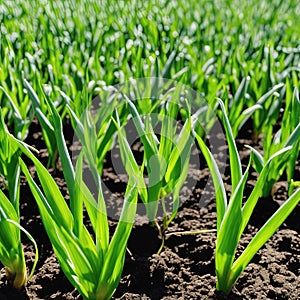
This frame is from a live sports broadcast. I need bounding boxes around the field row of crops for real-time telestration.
[0,0,300,299]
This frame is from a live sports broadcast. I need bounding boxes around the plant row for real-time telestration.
[0,77,299,299]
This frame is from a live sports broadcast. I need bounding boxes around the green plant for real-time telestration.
[0,109,21,210]
[0,188,38,289]
[112,86,204,252]
[23,79,59,168]
[194,99,300,294]
[15,94,138,299]
[62,85,122,175]
[251,82,285,141]
[251,84,300,196]
[0,86,33,141]
[222,77,284,138]
[0,110,38,289]
[2,0,300,119]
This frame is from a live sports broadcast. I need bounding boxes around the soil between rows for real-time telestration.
[0,119,299,300]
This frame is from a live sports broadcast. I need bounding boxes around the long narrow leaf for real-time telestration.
[218,99,242,192]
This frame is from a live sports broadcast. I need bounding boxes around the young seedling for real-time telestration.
[23,79,59,169]
[251,84,300,196]
[194,99,300,294]
[0,109,38,289]
[112,83,212,253]
[223,76,258,137]
[15,94,138,300]
[0,86,33,141]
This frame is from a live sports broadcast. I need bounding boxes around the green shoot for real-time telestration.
[0,109,38,289]
[112,86,200,252]
[15,97,138,300]
[23,79,58,168]
[250,84,300,196]
[194,99,300,294]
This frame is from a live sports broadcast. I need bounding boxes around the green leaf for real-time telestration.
[218,98,242,192]
[242,146,293,232]
[194,132,227,230]
[245,145,264,173]
[216,162,250,293]
[97,184,138,299]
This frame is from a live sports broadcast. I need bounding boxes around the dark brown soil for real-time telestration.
[0,119,299,300]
